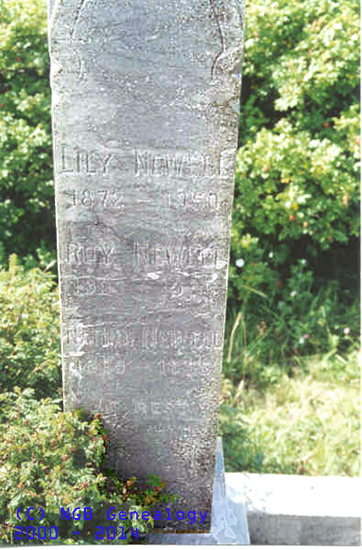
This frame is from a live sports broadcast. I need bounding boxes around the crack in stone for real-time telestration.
[72,0,91,39]
[209,0,225,76]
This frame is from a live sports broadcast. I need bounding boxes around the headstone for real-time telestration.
[47,0,244,534]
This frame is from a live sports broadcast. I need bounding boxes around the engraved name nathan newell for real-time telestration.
[48,0,244,532]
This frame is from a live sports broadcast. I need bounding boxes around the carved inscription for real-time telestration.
[65,354,209,381]
[160,356,210,377]
[140,326,223,351]
[133,399,202,420]
[64,276,125,297]
[58,146,221,178]
[65,355,127,376]
[153,281,222,313]
[134,150,220,177]
[65,353,209,379]
[67,188,125,209]
[59,145,114,174]
[63,323,223,351]
[65,243,116,265]
[133,243,225,270]
[163,190,219,212]
[64,241,227,271]
[66,188,220,213]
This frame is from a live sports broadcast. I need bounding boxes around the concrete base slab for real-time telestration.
[226,472,362,546]
[148,438,250,544]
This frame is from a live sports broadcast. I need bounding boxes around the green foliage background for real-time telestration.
[0,0,54,265]
[227,0,360,366]
[0,0,359,357]
[0,254,61,400]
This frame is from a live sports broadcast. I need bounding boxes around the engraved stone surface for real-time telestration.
[48,0,244,533]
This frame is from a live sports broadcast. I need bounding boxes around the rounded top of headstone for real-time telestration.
[48,0,245,76]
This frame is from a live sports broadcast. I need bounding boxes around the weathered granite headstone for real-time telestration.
[47,0,244,535]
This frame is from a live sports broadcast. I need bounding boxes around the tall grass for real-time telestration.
[220,279,360,475]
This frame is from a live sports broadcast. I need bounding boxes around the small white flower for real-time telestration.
[344,327,351,335]
[236,258,245,268]
[268,252,274,259]
[300,259,307,265]
[298,338,305,345]
[290,290,297,297]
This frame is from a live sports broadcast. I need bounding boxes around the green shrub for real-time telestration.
[228,0,360,363]
[0,0,55,265]
[0,259,177,544]
[0,254,61,399]
[0,388,175,545]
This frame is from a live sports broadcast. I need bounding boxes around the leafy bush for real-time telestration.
[0,0,55,265]
[0,254,61,400]
[227,0,360,363]
[0,388,175,545]
[0,259,177,544]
